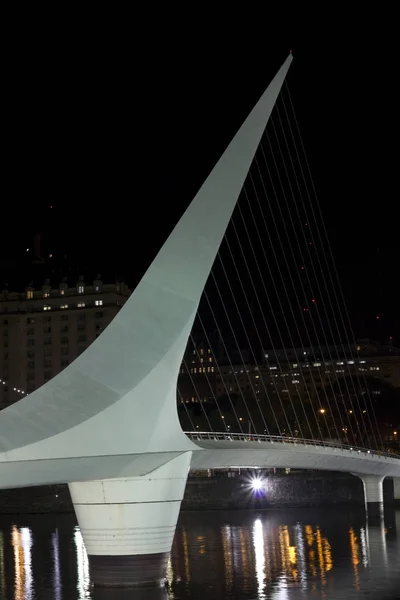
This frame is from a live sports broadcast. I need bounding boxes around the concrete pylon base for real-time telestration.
[69,451,192,587]
[352,473,385,519]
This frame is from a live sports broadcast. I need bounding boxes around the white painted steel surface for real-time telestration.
[188,436,400,478]
[0,55,293,489]
[69,452,192,556]
[393,477,400,500]
[355,474,385,505]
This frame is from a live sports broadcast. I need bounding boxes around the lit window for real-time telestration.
[60,304,68,309]
[43,292,50,298]
[43,305,51,311]
[78,285,84,294]
[95,300,103,306]
[292,380,300,384]
[60,289,65,296]
[211,367,214,372]
[293,363,298,368]
[209,357,212,362]
[313,362,321,367]
[27,290,33,300]
[270,366,277,370]
[77,302,85,308]
[200,349,203,355]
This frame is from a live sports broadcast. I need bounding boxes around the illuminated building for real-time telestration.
[0,278,130,409]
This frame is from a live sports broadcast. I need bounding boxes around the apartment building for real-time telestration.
[0,277,130,409]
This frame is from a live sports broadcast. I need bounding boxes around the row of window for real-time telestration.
[26,324,92,335]
[3,312,104,327]
[44,300,103,310]
[26,284,103,300]
[27,334,88,346]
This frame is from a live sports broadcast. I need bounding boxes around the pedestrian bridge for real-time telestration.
[186,432,400,478]
[1,54,398,588]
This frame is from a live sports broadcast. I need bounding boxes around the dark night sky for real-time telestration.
[2,23,399,345]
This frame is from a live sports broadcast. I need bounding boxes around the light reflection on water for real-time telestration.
[0,509,399,599]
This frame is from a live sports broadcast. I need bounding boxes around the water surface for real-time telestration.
[0,508,399,599]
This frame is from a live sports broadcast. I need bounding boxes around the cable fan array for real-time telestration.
[178,81,383,451]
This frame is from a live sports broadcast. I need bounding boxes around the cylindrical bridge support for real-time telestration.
[394,477,400,506]
[69,451,192,588]
[352,473,385,518]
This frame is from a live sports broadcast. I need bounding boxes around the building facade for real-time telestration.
[0,278,130,409]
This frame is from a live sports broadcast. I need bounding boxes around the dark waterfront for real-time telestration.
[0,508,399,600]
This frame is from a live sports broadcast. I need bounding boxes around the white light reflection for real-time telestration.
[252,518,266,599]
[359,527,369,567]
[380,521,388,568]
[20,528,33,600]
[74,527,90,599]
[52,529,62,600]
[294,524,307,589]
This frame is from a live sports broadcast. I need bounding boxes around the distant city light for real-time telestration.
[319,408,326,414]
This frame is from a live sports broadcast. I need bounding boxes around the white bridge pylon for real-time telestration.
[0,54,293,488]
[0,53,296,588]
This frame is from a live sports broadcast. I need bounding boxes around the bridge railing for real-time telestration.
[184,431,400,460]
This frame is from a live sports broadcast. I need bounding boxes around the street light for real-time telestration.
[319,409,326,414]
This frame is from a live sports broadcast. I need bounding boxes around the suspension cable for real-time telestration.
[284,82,383,450]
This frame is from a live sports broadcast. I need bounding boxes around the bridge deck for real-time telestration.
[187,432,400,478]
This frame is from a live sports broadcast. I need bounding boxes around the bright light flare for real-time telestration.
[244,472,268,497]
[251,477,264,492]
